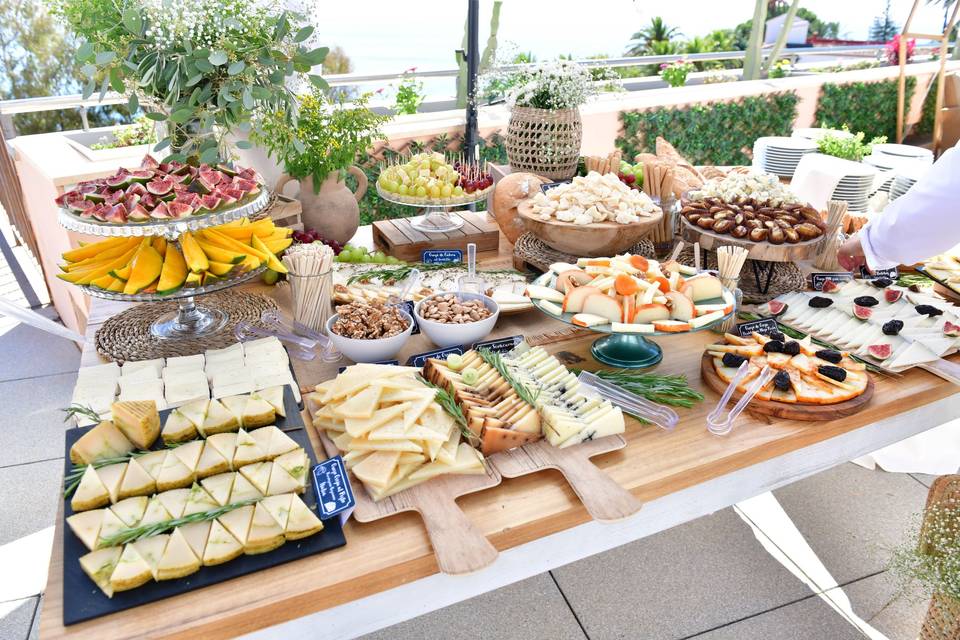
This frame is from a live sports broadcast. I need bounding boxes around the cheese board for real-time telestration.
[489,435,641,522]
[61,386,346,625]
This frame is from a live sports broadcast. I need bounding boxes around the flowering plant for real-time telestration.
[890,500,960,603]
[660,60,694,88]
[769,59,793,79]
[392,68,424,115]
[502,60,596,110]
[49,0,328,164]
[886,35,916,65]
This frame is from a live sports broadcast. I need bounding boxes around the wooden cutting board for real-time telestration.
[679,217,820,262]
[306,396,501,575]
[490,435,642,523]
[699,353,874,421]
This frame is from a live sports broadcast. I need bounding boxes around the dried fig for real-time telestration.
[697,216,716,229]
[794,222,822,240]
[749,228,769,242]
[713,219,735,234]
[768,227,785,245]
[687,213,702,225]
[783,227,800,244]
[731,225,749,238]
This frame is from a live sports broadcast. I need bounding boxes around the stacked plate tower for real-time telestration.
[753,136,818,178]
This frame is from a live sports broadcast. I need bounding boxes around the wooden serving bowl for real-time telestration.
[517,201,663,257]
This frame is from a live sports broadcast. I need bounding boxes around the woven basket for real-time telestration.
[505,106,582,180]
[919,475,960,640]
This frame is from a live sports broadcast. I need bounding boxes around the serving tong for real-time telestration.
[387,268,421,309]
[457,243,487,294]
[577,371,679,431]
[234,310,340,362]
[705,362,775,436]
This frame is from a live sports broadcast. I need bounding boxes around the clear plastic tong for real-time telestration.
[705,362,775,436]
[577,371,679,431]
[234,309,340,362]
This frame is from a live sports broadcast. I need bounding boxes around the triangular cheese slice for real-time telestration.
[172,440,204,474]
[220,395,248,426]
[344,403,407,438]
[242,396,275,429]
[203,519,243,566]
[229,473,263,504]
[266,461,303,496]
[118,457,156,500]
[253,386,285,417]
[233,429,267,467]
[266,428,298,458]
[110,544,153,592]
[111,496,148,527]
[131,533,169,580]
[79,547,122,597]
[245,502,286,554]
[156,528,200,580]
[195,442,230,478]
[178,398,209,430]
[158,488,190,519]
[66,509,104,551]
[201,472,235,506]
[259,494,293,530]
[97,508,129,546]
[352,450,400,489]
[437,431,460,466]
[139,496,172,527]
[97,462,128,504]
[239,462,273,495]
[202,399,239,435]
[273,449,307,481]
[136,450,168,481]
[161,410,197,443]
[250,425,275,454]
[71,465,110,512]
[205,433,237,471]
[156,452,194,492]
[334,384,383,419]
[348,438,422,453]
[178,519,212,560]
[402,397,435,431]
[284,495,323,540]
[182,483,219,516]
[218,504,254,544]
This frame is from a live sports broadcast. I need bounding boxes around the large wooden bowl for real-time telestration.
[517,201,663,257]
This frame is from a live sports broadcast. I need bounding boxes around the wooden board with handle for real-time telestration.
[306,395,501,576]
[490,435,642,523]
[700,353,874,421]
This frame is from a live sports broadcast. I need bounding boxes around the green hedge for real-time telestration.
[815,77,915,140]
[616,92,800,166]
[916,76,937,137]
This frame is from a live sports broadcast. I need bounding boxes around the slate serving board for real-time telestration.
[62,385,346,625]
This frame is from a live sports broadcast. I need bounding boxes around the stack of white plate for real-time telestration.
[831,171,876,213]
[753,136,818,178]
[864,150,929,194]
[889,162,931,201]
[872,143,933,164]
[792,128,856,142]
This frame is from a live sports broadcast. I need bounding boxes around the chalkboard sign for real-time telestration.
[406,345,464,368]
[737,317,780,337]
[859,265,899,280]
[540,180,572,193]
[810,272,853,291]
[421,249,462,264]
[472,335,522,353]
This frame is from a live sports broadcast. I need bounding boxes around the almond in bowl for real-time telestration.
[415,292,500,348]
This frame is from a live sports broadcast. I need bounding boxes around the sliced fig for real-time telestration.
[104,203,128,223]
[821,279,841,293]
[104,174,128,188]
[853,304,873,320]
[126,182,147,196]
[149,202,172,219]
[943,321,960,337]
[167,201,193,218]
[140,154,159,170]
[187,176,215,195]
[127,204,151,221]
[127,169,155,183]
[199,194,222,211]
[867,344,892,360]
[767,300,787,316]
[884,289,903,304]
[67,199,94,214]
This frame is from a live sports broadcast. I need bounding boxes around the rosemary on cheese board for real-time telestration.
[346,261,525,285]
[416,374,473,441]
[579,370,704,409]
[97,498,259,548]
[476,348,540,407]
[62,404,101,425]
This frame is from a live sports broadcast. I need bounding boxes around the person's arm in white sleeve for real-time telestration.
[859,147,960,270]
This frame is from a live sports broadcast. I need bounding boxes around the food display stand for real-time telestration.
[39,226,960,640]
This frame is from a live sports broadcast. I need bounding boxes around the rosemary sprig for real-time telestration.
[63,442,185,498]
[62,404,102,424]
[576,370,704,409]
[97,498,259,548]
[898,273,934,289]
[346,261,524,285]
[416,375,473,442]
[476,348,540,408]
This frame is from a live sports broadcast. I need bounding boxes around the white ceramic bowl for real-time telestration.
[414,292,500,348]
[326,309,414,363]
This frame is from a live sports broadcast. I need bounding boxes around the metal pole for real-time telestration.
[464,0,479,163]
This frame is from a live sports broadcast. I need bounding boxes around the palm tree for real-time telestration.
[625,17,682,55]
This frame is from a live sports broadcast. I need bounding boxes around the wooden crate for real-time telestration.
[372,211,500,262]
[262,195,302,230]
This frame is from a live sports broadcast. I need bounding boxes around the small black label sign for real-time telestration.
[472,335,522,353]
[737,317,780,337]
[540,180,572,193]
[859,265,899,280]
[810,272,853,291]
[406,345,464,368]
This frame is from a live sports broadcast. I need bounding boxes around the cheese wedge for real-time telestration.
[260,494,293,530]
[229,473,263,504]
[199,473,235,508]
[97,508,128,547]
[161,409,198,443]
[250,425,275,453]
[67,509,103,551]
[233,429,267,467]
[110,544,153,592]
[110,401,161,449]
[266,428,299,458]
[266,459,305,495]
[131,533,169,580]
[171,440,203,476]
[178,520,212,560]
[220,395,248,425]
[79,547,122,597]
[538,299,564,316]
[253,386,285,417]
[344,403,407,438]
[610,322,654,334]
[178,398,209,430]
[98,462,127,504]
[242,396,276,428]
[72,465,110,512]
[334,384,383,419]
[139,496,172,527]
[195,442,230,478]
[158,488,190,519]
[244,502,286,554]
[525,284,565,303]
[156,528,200,580]
[156,452,194,492]
[203,520,243,566]
[284,495,324,540]
[111,496,148,527]
[218,504,254,544]
[136,450,167,481]
[70,420,135,465]
[202,399,239,435]
[352,450,401,489]
[206,432,237,470]
[571,313,611,327]
[240,462,273,495]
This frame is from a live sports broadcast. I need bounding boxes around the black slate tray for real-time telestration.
[62,384,345,625]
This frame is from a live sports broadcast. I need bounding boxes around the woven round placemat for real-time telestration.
[675,247,805,304]
[513,232,655,273]
[95,291,278,363]
[249,189,279,221]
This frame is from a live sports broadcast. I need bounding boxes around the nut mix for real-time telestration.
[679,197,825,245]
[331,301,410,339]
[419,294,493,324]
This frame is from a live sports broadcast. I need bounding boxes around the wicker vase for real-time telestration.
[919,475,960,640]
[506,106,582,180]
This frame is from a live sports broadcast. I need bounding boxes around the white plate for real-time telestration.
[872,143,933,159]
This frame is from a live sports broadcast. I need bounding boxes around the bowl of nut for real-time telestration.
[326,300,415,363]
[414,292,500,348]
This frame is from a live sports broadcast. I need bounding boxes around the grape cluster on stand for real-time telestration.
[291,228,343,255]
[335,244,405,264]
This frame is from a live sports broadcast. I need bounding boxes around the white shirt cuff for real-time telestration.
[860,223,899,271]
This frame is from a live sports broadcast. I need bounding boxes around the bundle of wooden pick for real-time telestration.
[814,200,848,271]
[583,151,622,175]
[282,242,335,332]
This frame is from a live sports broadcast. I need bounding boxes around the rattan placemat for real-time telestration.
[250,190,279,221]
[513,233,656,273]
[95,291,278,363]
[675,247,806,304]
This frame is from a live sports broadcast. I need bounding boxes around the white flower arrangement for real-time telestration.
[504,60,597,111]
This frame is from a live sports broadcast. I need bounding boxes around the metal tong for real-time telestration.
[705,362,775,436]
[577,371,679,431]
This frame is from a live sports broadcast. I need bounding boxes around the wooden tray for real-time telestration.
[517,201,662,257]
[490,436,641,523]
[372,211,499,263]
[700,353,874,421]
[307,396,501,576]
[62,386,346,625]
[680,217,821,262]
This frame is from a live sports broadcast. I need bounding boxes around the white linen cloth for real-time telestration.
[861,147,960,270]
[853,418,960,475]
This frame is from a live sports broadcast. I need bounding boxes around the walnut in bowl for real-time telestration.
[326,301,414,363]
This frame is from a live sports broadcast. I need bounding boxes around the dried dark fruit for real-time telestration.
[854,296,879,307]
[808,296,833,308]
[721,353,748,368]
[763,340,785,353]
[816,349,843,364]
[773,370,791,391]
[769,330,786,342]
[870,277,893,288]
[782,340,800,356]
[818,365,847,382]
[915,304,944,317]
[882,319,904,335]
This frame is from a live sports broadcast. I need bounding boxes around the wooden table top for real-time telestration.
[42,223,960,639]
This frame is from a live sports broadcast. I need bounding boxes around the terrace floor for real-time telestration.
[0,221,950,639]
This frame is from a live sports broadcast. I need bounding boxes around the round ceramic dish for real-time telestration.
[414,292,500,348]
[325,309,414,362]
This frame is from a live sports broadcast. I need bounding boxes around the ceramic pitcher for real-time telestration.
[275,167,368,244]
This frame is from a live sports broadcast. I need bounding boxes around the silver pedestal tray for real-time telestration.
[376,183,492,233]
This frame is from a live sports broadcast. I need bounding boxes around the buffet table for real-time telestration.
[40,224,960,640]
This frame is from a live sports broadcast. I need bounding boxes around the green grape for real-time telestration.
[453,185,464,196]
[440,183,453,198]
[357,245,369,255]
[371,252,386,264]
[428,185,441,199]
[386,256,401,264]
[397,184,409,196]
[415,186,427,197]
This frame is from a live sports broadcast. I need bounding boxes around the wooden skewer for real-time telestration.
[694,242,702,272]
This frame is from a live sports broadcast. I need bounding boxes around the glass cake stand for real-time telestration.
[376,183,492,233]
[529,272,733,368]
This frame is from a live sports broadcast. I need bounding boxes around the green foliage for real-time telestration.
[815,126,886,161]
[916,76,938,136]
[869,1,899,42]
[392,70,424,115]
[625,16,682,56]
[253,91,388,192]
[617,92,799,166]
[90,114,156,149]
[734,6,838,49]
[660,61,694,88]
[815,77,916,141]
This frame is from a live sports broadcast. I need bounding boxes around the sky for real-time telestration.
[315,0,953,76]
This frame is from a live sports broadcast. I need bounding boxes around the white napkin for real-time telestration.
[852,418,960,475]
[789,153,847,211]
